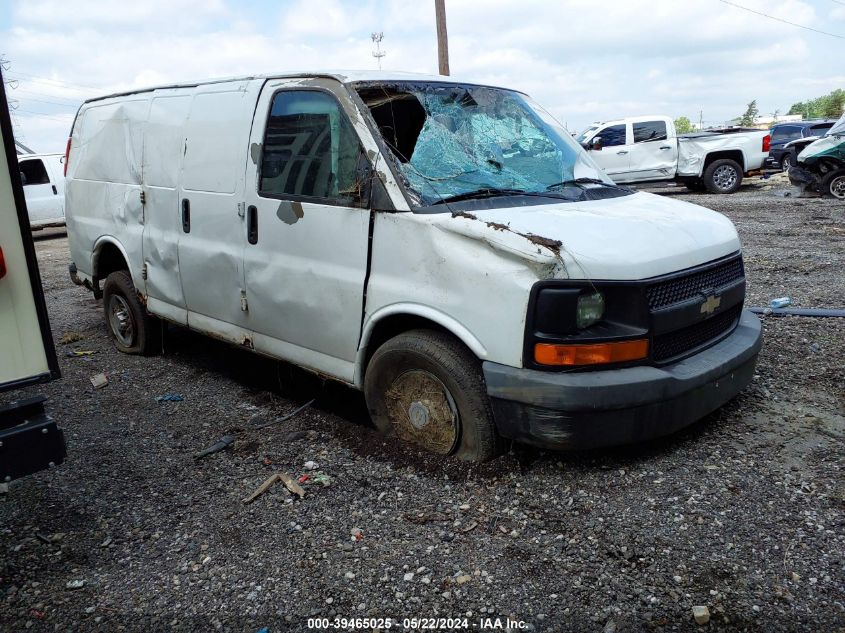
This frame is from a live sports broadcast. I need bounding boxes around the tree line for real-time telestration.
[674,89,843,132]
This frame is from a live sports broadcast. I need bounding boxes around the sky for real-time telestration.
[2,0,844,153]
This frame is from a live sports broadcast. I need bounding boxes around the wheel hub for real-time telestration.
[830,175,845,200]
[108,295,135,346]
[384,370,459,454]
[713,164,738,190]
[408,401,430,429]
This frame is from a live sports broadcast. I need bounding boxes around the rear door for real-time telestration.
[626,119,677,181]
[241,78,371,381]
[19,157,63,226]
[177,81,261,343]
[141,91,192,323]
[587,123,631,180]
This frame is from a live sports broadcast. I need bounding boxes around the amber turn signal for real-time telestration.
[534,339,649,366]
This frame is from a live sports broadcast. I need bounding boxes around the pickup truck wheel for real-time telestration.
[822,169,845,199]
[364,329,502,462]
[781,153,794,172]
[703,159,743,194]
[102,270,162,355]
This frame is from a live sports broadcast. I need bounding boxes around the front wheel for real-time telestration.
[822,168,845,199]
[364,329,503,461]
[703,158,743,194]
[102,270,162,355]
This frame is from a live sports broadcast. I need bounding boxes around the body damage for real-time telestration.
[358,190,740,379]
[67,71,743,389]
[790,113,845,198]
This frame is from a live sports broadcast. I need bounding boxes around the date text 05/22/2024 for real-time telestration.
[306,617,528,630]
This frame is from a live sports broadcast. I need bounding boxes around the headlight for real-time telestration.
[576,291,605,329]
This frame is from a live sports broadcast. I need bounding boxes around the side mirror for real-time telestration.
[19,171,27,185]
[590,137,603,151]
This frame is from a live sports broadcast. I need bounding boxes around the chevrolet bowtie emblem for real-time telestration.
[700,294,721,315]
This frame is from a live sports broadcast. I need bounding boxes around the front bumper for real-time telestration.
[483,310,762,450]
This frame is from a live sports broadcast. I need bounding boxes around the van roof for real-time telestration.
[81,70,510,105]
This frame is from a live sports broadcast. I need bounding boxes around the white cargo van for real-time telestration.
[18,152,66,229]
[65,72,762,461]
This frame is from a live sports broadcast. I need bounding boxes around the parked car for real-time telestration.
[576,115,769,194]
[788,112,845,199]
[765,120,837,171]
[64,72,762,461]
[18,152,66,229]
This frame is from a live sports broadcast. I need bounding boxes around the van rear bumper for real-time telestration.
[483,310,762,450]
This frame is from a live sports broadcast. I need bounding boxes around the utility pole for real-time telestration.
[435,0,450,76]
[699,110,703,130]
[371,32,386,70]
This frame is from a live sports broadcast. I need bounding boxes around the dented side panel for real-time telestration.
[65,98,150,291]
[176,81,259,341]
[361,211,544,375]
[141,92,193,321]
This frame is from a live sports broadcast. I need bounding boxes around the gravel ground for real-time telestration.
[1,178,843,633]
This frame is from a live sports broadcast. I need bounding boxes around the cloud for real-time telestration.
[3,0,843,151]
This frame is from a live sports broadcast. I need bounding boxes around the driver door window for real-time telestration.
[259,91,362,204]
[595,124,626,147]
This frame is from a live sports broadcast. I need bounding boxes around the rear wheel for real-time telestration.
[781,153,794,172]
[364,329,503,461]
[102,270,162,355]
[703,158,743,194]
[822,169,845,199]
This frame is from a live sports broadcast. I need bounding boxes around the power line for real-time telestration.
[4,69,101,92]
[14,109,75,123]
[15,96,80,109]
[718,0,845,40]
[830,0,845,6]
[14,89,83,105]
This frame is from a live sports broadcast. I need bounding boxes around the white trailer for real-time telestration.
[0,72,65,482]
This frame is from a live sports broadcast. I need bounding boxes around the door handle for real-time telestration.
[51,184,58,195]
[181,199,191,233]
[247,205,258,244]
[659,146,671,150]
[617,150,628,155]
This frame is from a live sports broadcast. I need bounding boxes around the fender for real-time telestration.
[353,303,490,388]
[92,235,138,289]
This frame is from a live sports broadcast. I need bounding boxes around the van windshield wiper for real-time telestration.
[431,188,529,204]
[545,177,628,191]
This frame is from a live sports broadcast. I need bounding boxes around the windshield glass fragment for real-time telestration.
[355,82,617,207]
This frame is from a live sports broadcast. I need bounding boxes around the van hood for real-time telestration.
[437,191,740,280]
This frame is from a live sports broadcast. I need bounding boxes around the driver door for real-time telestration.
[242,79,372,382]
[587,123,631,180]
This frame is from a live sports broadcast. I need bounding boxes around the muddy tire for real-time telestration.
[821,168,845,200]
[703,158,743,194]
[102,270,162,355]
[364,329,503,462]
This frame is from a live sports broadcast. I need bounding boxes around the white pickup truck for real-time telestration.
[577,115,770,194]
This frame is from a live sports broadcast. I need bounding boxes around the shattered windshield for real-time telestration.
[355,82,617,207]
[827,113,845,137]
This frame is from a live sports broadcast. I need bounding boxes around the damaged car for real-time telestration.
[787,111,845,199]
[64,72,762,461]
